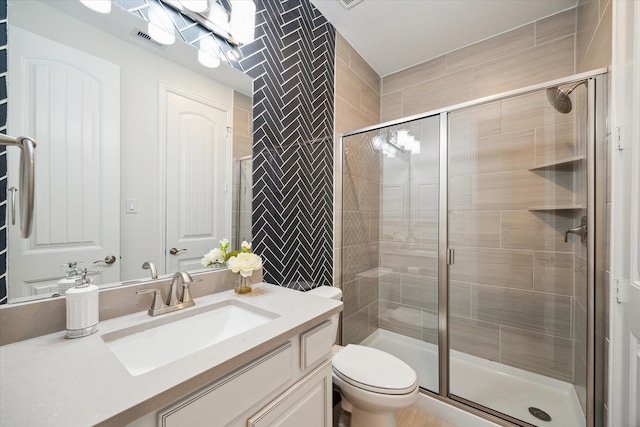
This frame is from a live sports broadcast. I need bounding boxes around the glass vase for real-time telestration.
[234,275,252,294]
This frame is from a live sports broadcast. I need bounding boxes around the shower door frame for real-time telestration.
[340,68,608,427]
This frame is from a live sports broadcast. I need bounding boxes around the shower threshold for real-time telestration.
[360,329,585,427]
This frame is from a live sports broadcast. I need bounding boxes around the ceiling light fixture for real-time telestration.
[198,36,221,68]
[373,129,421,158]
[79,0,112,14]
[230,0,256,44]
[180,0,208,13]
[148,3,176,45]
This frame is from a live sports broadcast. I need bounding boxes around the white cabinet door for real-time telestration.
[159,343,292,427]
[248,360,332,427]
[7,27,120,299]
[163,85,231,273]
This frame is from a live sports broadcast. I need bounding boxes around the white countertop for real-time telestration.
[0,283,342,426]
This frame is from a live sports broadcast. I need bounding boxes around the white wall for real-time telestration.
[10,1,234,280]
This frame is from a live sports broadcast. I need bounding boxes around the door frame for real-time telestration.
[610,0,640,425]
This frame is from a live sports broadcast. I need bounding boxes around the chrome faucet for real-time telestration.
[136,271,197,316]
[141,261,158,280]
[167,271,194,306]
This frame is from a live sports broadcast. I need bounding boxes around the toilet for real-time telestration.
[307,286,419,427]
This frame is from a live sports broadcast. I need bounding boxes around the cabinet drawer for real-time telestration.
[248,359,332,427]
[300,319,334,370]
[159,343,292,427]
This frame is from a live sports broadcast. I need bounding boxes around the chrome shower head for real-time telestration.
[546,80,587,114]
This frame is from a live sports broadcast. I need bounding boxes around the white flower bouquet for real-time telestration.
[227,241,262,293]
[201,240,262,293]
[201,239,230,267]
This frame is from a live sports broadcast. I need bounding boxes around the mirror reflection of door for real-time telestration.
[163,85,231,273]
[7,27,120,300]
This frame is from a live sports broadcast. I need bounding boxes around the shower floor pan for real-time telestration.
[361,329,585,427]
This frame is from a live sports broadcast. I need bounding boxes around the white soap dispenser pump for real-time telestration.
[65,268,99,339]
[57,261,81,296]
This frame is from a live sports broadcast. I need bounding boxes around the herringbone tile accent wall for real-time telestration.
[241,0,335,289]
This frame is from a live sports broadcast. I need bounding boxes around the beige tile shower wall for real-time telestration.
[335,33,382,344]
[576,0,612,72]
[232,91,253,248]
[380,9,577,122]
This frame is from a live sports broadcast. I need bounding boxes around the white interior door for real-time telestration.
[625,5,640,420]
[163,86,231,273]
[7,27,120,300]
[626,283,640,426]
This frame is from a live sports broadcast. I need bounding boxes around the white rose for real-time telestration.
[241,241,252,252]
[227,252,263,277]
[201,248,226,266]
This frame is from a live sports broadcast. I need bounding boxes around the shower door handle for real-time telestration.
[565,216,587,244]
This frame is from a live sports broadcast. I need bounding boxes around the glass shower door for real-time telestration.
[447,83,589,426]
[341,114,441,393]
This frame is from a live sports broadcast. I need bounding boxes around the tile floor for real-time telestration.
[397,406,456,427]
[334,404,455,427]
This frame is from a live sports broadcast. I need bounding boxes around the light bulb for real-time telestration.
[208,3,231,33]
[181,0,208,13]
[79,0,111,14]
[198,37,221,68]
[396,129,409,148]
[148,3,175,45]
[409,136,421,154]
[230,0,256,44]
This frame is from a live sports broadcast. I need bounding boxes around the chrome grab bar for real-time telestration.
[0,134,37,238]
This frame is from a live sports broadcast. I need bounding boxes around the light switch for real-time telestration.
[125,198,138,214]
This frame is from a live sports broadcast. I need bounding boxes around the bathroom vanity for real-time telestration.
[0,283,342,426]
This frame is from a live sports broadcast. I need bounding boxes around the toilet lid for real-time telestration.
[332,345,417,395]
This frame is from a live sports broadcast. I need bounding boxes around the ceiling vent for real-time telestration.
[338,0,364,10]
[131,29,168,50]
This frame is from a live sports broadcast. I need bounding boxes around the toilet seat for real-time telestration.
[332,345,417,395]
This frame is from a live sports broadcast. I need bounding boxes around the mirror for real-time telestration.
[6,0,253,303]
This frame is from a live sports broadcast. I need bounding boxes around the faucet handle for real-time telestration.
[181,282,194,304]
[136,288,167,316]
[179,277,202,304]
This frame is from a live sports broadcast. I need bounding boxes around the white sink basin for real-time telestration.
[101,299,279,376]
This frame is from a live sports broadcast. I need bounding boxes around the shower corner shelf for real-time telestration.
[528,204,586,211]
[528,155,585,171]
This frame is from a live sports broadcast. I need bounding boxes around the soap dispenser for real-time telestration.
[65,268,99,339]
[57,261,81,296]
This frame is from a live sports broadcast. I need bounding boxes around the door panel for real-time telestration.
[164,89,231,272]
[8,27,120,299]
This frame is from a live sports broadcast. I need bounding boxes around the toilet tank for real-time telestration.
[306,286,342,342]
[306,285,342,300]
